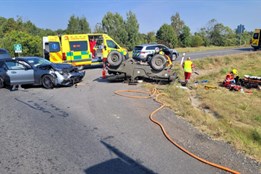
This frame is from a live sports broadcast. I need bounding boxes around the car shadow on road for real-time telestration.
[233,47,254,52]
[84,141,156,174]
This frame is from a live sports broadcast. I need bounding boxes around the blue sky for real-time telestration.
[0,0,260,34]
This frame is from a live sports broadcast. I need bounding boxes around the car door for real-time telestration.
[5,60,34,85]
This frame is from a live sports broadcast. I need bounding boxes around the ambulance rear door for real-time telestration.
[62,34,92,66]
[44,36,63,63]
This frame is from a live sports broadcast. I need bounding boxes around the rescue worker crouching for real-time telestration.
[223,69,239,87]
[223,69,242,91]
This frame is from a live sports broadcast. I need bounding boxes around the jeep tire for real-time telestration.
[107,51,123,67]
[149,54,167,71]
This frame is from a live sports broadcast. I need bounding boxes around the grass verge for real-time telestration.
[176,45,248,54]
[148,52,261,161]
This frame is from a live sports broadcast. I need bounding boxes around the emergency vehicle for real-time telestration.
[43,33,128,68]
[250,29,261,50]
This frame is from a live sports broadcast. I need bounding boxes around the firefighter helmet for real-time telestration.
[232,69,238,75]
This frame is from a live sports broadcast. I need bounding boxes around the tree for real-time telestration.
[190,35,203,47]
[156,24,178,48]
[179,25,191,47]
[1,31,42,57]
[67,15,79,34]
[125,11,139,50]
[210,23,236,46]
[137,33,147,45]
[146,32,156,44]
[102,12,128,46]
[1,18,18,35]
[23,20,39,35]
[66,15,91,34]
[79,17,91,33]
[94,23,104,33]
[197,28,210,46]
[171,12,185,36]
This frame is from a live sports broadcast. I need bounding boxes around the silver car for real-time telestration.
[0,57,85,90]
[132,44,179,62]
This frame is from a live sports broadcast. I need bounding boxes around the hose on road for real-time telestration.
[114,88,240,174]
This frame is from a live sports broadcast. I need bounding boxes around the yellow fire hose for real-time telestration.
[114,88,240,174]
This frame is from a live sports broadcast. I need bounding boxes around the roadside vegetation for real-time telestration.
[0,12,252,57]
[176,45,248,54]
[147,52,261,161]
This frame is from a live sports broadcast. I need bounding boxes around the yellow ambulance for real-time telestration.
[43,33,128,68]
[251,29,261,50]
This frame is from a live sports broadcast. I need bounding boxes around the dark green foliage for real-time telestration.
[179,25,191,47]
[191,35,204,47]
[102,12,128,46]
[125,11,139,50]
[66,15,91,34]
[146,32,157,44]
[0,14,254,57]
[156,24,178,48]
[1,31,42,57]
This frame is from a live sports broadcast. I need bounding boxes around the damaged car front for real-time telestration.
[49,63,85,86]
[22,57,85,88]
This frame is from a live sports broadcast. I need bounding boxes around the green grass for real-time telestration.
[176,45,248,54]
[153,52,261,161]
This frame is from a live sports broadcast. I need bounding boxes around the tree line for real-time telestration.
[0,12,253,57]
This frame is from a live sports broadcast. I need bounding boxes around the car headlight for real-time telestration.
[58,70,64,75]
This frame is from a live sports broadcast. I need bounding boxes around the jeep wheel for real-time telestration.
[107,51,123,67]
[42,75,54,89]
[172,53,178,61]
[150,54,167,71]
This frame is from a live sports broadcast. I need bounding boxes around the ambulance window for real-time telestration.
[69,41,88,51]
[106,40,118,49]
[253,33,259,39]
[49,42,60,52]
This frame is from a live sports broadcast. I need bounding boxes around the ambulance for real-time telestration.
[43,33,128,68]
[250,29,261,50]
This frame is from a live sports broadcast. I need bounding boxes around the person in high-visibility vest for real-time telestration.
[182,57,195,84]
[223,69,238,87]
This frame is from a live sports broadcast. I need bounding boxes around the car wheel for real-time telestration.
[0,77,4,88]
[172,53,178,61]
[146,55,153,62]
[150,54,167,71]
[42,75,54,89]
[107,51,123,67]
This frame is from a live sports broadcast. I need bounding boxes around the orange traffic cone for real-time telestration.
[102,69,106,79]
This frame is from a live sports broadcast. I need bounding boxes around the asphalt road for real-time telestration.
[0,48,260,174]
[0,73,219,174]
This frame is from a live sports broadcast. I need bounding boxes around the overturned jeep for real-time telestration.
[106,50,178,84]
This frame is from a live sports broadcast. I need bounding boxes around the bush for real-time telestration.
[191,35,203,47]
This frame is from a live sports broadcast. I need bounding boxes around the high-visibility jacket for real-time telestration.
[183,60,193,73]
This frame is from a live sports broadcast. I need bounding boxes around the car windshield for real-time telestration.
[25,57,52,67]
[133,46,143,51]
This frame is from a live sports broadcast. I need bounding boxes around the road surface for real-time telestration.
[0,49,260,174]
